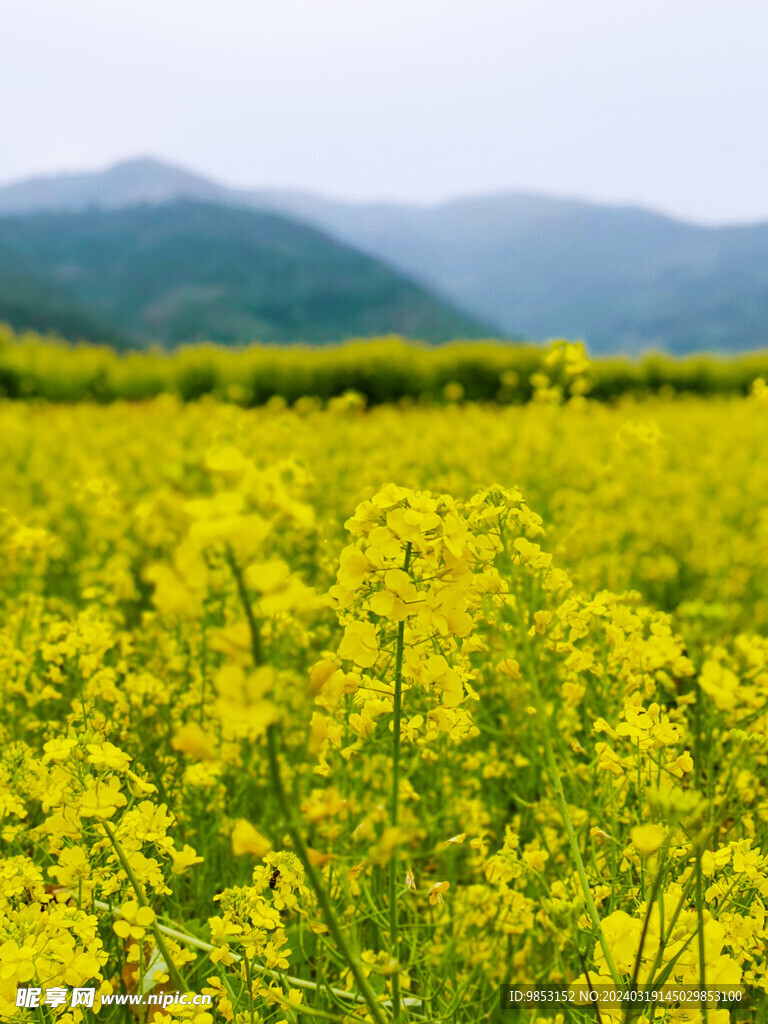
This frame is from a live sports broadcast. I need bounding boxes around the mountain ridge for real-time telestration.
[0,199,491,348]
[3,158,768,353]
[0,156,735,227]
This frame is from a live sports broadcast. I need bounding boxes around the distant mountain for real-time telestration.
[0,202,490,347]
[3,158,768,353]
[0,247,127,346]
[252,192,768,355]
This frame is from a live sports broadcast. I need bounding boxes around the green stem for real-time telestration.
[622,843,669,1024]
[227,550,388,1024]
[266,725,388,1024]
[389,542,412,1023]
[693,677,709,1023]
[243,957,257,1024]
[527,661,624,990]
[102,820,187,992]
[695,842,708,1023]
[92,897,420,1008]
[642,872,695,991]
[226,546,264,666]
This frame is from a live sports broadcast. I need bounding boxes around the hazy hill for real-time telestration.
[253,192,768,354]
[0,247,127,346]
[3,158,768,352]
[0,201,490,347]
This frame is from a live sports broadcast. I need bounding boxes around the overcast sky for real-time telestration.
[3,0,768,223]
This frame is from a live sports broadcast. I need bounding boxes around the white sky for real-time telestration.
[3,0,768,223]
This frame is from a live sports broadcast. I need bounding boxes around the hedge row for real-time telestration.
[1,326,767,404]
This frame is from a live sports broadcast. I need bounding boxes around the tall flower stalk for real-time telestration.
[316,484,538,1014]
[389,542,412,1021]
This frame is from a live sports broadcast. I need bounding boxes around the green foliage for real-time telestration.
[2,325,768,405]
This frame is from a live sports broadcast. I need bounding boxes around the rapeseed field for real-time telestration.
[3,345,768,1022]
